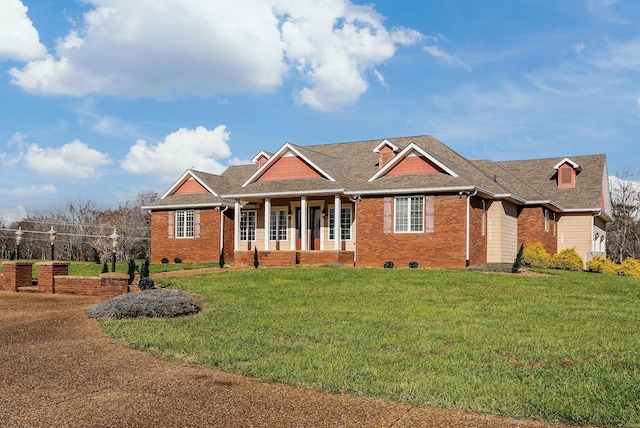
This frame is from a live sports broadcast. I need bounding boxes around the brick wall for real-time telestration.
[518,207,558,254]
[298,251,354,266]
[234,250,297,267]
[37,262,69,293]
[150,209,224,264]
[54,276,102,297]
[0,261,33,291]
[99,273,130,301]
[469,197,488,266]
[52,273,129,301]
[223,209,235,263]
[355,195,474,268]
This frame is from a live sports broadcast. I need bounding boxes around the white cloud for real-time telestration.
[9,0,421,112]
[423,36,470,70]
[586,0,624,22]
[0,205,28,225]
[0,0,47,61]
[278,0,422,111]
[0,184,57,198]
[24,140,111,179]
[121,125,232,177]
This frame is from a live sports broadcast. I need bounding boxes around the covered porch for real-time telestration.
[231,193,356,267]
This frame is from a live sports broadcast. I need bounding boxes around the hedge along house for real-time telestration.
[143,135,612,268]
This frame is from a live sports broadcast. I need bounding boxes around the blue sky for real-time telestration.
[1,0,639,223]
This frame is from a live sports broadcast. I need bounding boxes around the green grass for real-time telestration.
[0,260,218,277]
[97,268,638,426]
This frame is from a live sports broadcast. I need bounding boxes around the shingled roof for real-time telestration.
[146,135,611,218]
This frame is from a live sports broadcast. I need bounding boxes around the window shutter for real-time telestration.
[383,197,392,234]
[425,196,434,233]
[194,210,201,238]
[168,211,174,238]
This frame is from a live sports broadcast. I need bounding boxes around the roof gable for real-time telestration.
[373,139,399,153]
[553,157,581,171]
[242,143,336,187]
[174,177,208,195]
[161,169,219,199]
[368,142,459,182]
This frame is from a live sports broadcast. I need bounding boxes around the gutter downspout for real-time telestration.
[460,190,478,267]
[348,195,361,266]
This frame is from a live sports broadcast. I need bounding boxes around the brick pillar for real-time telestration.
[1,261,33,291]
[99,273,129,301]
[37,262,70,294]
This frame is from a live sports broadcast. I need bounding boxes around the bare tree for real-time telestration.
[1,192,154,263]
[608,170,640,262]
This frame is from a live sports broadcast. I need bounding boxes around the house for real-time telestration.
[143,135,612,268]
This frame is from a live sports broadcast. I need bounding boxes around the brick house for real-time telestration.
[143,135,612,268]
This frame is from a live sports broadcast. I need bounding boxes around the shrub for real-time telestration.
[551,247,584,271]
[138,277,155,291]
[586,255,617,275]
[383,261,394,269]
[408,261,418,269]
[219,247,225,269]
[161,258,169,264]
[617,257,640,278]
[523,242,552,269]
[511,243,525,273]
[102,261,109,273]
[253,247,259,268]
[174,257,182,264]
[85,289,200,319]
[127,259,137,285]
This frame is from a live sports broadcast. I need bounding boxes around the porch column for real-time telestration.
[334,194,341,250]
[264,198,271,251]
[234,201,240,251]
[301,196,308,251]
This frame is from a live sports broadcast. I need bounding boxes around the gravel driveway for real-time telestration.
[0,292,583,427]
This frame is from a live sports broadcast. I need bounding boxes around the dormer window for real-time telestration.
[252,151,272,167]
[373,139,399,169]
[554,158,581,189]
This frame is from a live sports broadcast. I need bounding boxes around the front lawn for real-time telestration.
[98,268,640,427]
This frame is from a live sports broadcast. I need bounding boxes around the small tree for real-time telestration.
[219,247,225,269]
[92,247,101,264]
[253,247,259,268]
[102,261,109,273]
[140,257,150,278]
[511,243,525,273]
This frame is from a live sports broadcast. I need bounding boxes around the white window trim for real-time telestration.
[329,206,352,240]
[176,209,194,239]
[240,210,257,242]
[394,195,424,233]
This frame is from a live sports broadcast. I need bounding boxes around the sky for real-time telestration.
[1,0,639,223]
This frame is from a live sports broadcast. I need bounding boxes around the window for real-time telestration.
[329,207,352,240]
[395,196,423,232]
[176,210,194,238]
[544,209,550,232]
[240,211,256,241]
[270,209,288,241]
